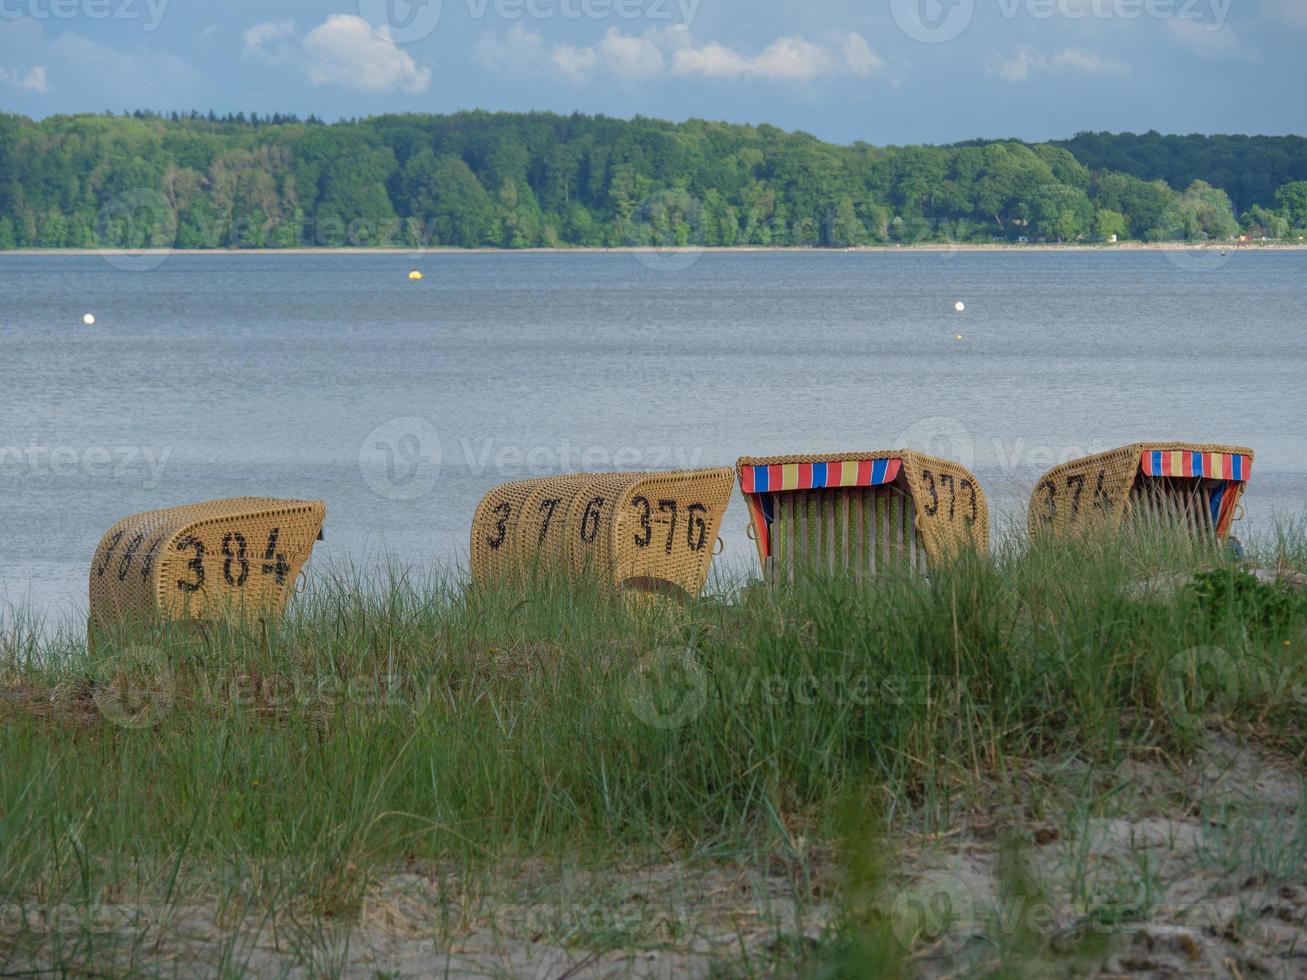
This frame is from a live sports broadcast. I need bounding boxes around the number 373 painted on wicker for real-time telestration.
[737,450,989,582]
[470,468,736,600]
[1028,442,1253,542]
[89,498,326,633]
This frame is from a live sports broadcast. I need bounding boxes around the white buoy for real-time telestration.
[955,334,964,341]
[954,301,966,313]
[82,313,95,326]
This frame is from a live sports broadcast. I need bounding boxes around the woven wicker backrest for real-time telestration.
[470,468,735,598]
[521,474,597,568]
[1027,443,1253,540]
[89,498,326,630]
[736,451,988,581]
[469,476,556,581]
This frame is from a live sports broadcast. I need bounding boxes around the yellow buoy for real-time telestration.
[408,269,423,281]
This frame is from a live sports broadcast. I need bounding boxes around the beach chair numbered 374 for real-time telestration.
[737,451,988,582]
[470,468,735,600]
[89,497,326,633]
[1028,443,1253,542]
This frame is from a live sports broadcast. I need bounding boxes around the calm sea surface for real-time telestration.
[2,250,1304,624]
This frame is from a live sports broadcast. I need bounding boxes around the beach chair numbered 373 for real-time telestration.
[737,451,989,582]
[1027,443,1253,542]
[89,497,326,633]
[470,468,735,600]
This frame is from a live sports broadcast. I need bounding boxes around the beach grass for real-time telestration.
[1,528,1304,975]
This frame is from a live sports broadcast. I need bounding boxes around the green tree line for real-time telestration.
[1,110,1305,250]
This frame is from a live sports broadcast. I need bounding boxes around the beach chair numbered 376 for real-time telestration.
[89,497,326,634]
[470,468,735,600]
[1027,442,1253,542]
[737,451,989,582]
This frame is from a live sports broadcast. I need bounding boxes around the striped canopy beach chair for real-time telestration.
[89,497,326,633]
[1028,443,1252,542]
[470,468,735,600]
[737,451,988,582]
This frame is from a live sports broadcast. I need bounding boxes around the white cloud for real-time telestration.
[22,65,47,93]
[841,33,886,79]
[672,34,886,81]
[242,21,295,61]
[303,15,431,93]
[990,47,1039,82]
[473,22,548,73]
[474,27,885,84]
[0,65,47,93]
[1163,18,1256,60]
[1048,48,1128,74]
[552,43,600,82]
[989,46,1128,82]
[670,40,755,78]
[750,37,839,81]
[244,15,431,94]
[598,27,665,79]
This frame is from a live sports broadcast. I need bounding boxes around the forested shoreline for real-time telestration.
[2,110,1305,251]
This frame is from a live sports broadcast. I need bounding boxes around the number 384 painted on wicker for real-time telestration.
[89,498,326,634]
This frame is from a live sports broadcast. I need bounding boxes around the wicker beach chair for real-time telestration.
[737,451,988,582]
[89,497,326,632]
[470,468,735,599]
[1027,443,1253,542]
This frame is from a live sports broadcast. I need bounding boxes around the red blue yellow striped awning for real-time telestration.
[740,458,902,495]
[1140,451,1250,481]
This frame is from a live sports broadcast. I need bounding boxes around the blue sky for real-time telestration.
[0,0,1303,143]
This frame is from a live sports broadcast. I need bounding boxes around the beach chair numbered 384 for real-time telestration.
[470,468,735,600]
[89,497,326,633]
[737,451,988,582]
[1028,443,1253,542]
